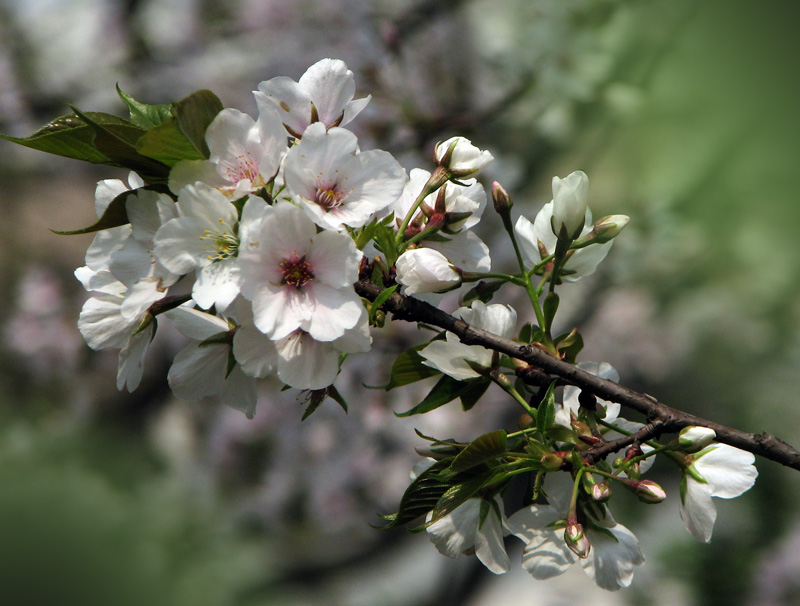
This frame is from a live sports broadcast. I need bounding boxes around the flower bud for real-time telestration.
[550,170,589,241]
[678,426,716,453]
[564,517,590,558]
[591,214,629,243]
[492,181,513,214]
[590,482,612,502]
[626,479,667,504]
[394,248,461,295]
[434,136,494,178]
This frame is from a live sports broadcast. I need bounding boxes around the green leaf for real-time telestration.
[374,460,452,529]
[0,112,115,164]
[136,117,204,167]
[429,472,492,525]
[395,375,478,417]
[460,279,505,306]
[372,222,399,268]
[116,85,173,129]
[69,107,170,181]
[458,379,490,411]
[369,284,397,320]
[543,292,559,329]
[449,430,507,473]
[51,185,167,235]
[557,331,584,364]
[368,345,440,390]
[518,322,536,345]
[536,380,558,435]
[327,385,349,414]
[175,89,224,159]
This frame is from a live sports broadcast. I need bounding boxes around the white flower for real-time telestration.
[237,201,364,342]
[420,301,516,381]
[77,292,155,392]
[680,443,758,542]
[165,306,259,418]
[254,58,371,137]
[507,493,644,591]
[551,170,589,240]
[395,248,461,296]
[394,168,486,234]
[153,183,245,311]
[434,136,493,177]
[515,201,612,282]
[168,108,287,198]
[109,189,180,319]
[283,123,406,230]
[426,496,510,575]
[233,304,372,390]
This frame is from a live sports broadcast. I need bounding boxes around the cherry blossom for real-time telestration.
[283,123,406,230]
[434,136,494,178]
[551,170,589,240]
[680,443,758,542]
[420,301,516,381]
[426,496,510,575]
[254,58,370,138]
[237,201,364,342]
[168,107,287,198]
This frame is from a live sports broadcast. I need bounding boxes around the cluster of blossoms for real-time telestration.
[7,59,760,591]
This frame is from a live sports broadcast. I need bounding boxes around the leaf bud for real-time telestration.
[540,452,565,472]
[518,413,535,430]
[678,426,716,453]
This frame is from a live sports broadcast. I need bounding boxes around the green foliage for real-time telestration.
[536,381,558,435]
[1,89,224,184]
[373,345,441,390]
[450,430,507,473]
[395,375,488,417]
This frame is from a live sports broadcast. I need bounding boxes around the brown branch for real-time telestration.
[356,280,800,471]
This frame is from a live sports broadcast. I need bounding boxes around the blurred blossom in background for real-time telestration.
[0,0,799,604]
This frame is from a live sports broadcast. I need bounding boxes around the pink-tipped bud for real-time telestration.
[492,181,513,214]
[564,517,590,558]
[591,482,612,502]
[627,479,667,504]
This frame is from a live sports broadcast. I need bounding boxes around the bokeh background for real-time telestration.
[1,0,799,604]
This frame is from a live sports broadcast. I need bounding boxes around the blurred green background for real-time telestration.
[0,0,798,604]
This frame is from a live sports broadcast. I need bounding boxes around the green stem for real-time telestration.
[498,211,554,350]
[490,370,536,416]
[395,168,449,250]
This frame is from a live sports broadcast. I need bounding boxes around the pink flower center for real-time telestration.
[279,253,314,288]
[313,181,349,210]
[224,153,260,185]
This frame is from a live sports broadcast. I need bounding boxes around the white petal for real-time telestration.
[255,76,313,136]
[165,306,229,340]
[307,230,361,289]
[303,284,363,342]
[428,230,491,273]
[116,322,154,392]
[167,341,228,401]
[78,295,137,350]
[474,499,510,574]
[299,58,357,128]
[680,478,717,543]
[219,365,258,419]
[232,324,278,379]
[426,498,480,558]
[420,340,480,381]
[276,331,340,390]
[507,506,575,580]
[168,159,228,194]
[581,523,644,590]
[694,444,758,499]
[193,259,241,311]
